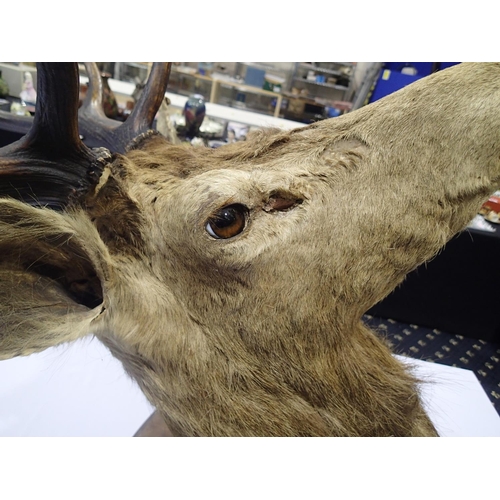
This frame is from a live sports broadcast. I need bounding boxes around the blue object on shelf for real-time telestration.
[244,66,266,88]
[326,107,341,118]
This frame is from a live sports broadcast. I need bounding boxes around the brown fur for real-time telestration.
[1,63,500,436]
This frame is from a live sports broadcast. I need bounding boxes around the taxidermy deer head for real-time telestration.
[1,62,499,436]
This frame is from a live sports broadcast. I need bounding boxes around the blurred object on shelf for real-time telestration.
[10,101,31,116]
[170,111,225,140]
[0,71,9,98]
[173,94,225,145]
[190,137,206,147]
[226,121,248,143]
[207,140,227,148]
[481,193,500,213]
[331,100,352,111]
[155,97,182,145]
[244,66,266,88]
[401,64,418,75]
[19,71,36,113]
[326,107,341,118]
[263,74,285,92]
[96,62,116,76]
[479,192,500,225]
[174,65,198,75]
[78,82,88,107]
[122,100,135,120]
[182,94,206,139]
[101,72,119,119]
[198,62,213,76]
[286,87,310,115]
[287,98,305,115]
[0,63,37,98]
[131,77,145,103]
[122,76,146,120]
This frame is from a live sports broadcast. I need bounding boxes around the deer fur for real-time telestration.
[1,62,500,436]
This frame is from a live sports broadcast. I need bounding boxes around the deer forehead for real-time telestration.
[162,167,312,210]
[121,144,367,275]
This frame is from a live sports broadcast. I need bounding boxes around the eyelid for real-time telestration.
[206,196,238,221]
[263,196,302,212]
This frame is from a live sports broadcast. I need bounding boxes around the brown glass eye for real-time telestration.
[206,204,248,239]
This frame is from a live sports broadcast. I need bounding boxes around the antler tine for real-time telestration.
[81,62,115,122]
[81,62,107,118]
[0,62,108,209]
[79,62,172,153]
[125,62,172,139]
[78,62,121,151]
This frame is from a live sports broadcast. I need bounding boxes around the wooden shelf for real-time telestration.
[171,68,284,118]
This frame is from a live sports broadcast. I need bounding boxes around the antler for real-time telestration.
[0,62,172,209]
[79,62,172,152]
[0,63,110,209]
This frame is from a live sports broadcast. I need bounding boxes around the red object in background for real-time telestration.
[482,195,500,213]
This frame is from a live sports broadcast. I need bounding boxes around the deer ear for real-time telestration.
[0,199,105,359]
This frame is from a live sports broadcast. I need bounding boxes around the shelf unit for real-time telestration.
[291,62,356,98]
[108,62,357,123]
[129,64,285,118]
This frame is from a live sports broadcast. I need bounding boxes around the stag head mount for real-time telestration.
[0,62,499,436]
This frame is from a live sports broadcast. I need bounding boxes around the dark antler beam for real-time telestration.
[0,63,109,209]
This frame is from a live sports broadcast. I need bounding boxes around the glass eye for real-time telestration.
[206,204,248,239]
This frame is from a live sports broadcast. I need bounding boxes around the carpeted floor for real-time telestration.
[363,314,500,416]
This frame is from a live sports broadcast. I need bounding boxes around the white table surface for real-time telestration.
[0,340,498,436]
[396,355,500,437]
[0,339,153,437]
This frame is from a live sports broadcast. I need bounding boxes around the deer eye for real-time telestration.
[206,204,248,239]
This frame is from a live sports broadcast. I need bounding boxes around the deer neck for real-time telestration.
[98,293,436,436]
